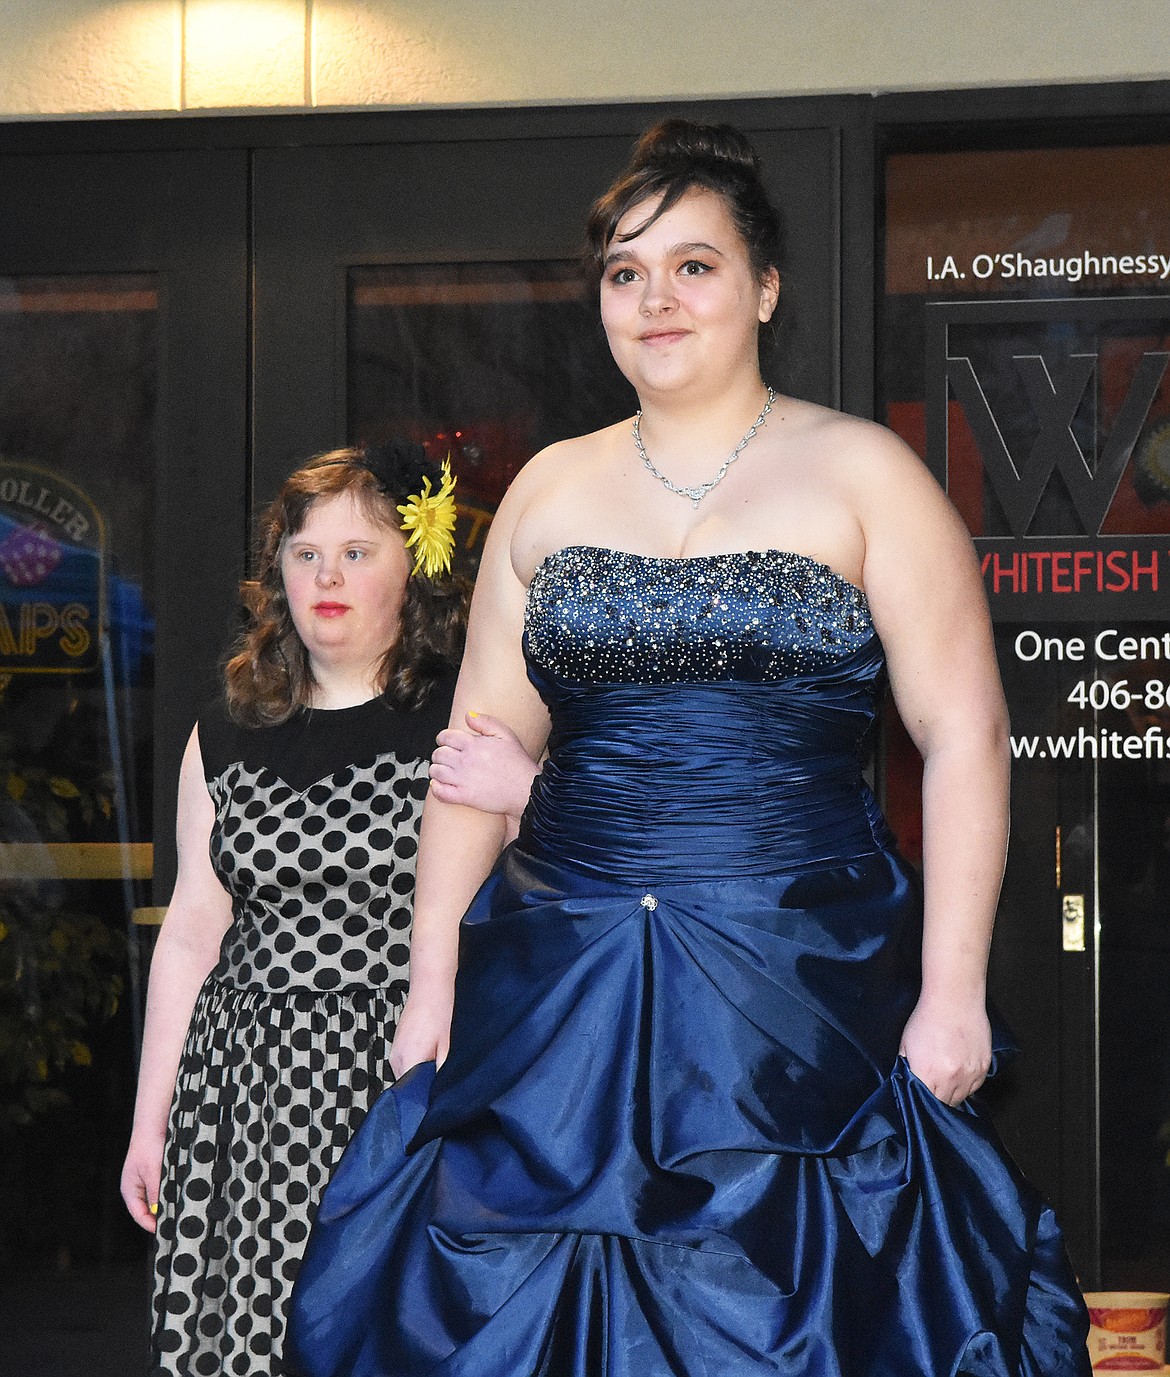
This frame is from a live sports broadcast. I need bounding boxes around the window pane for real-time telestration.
[348,261,633,565]
[0,274,156,1289]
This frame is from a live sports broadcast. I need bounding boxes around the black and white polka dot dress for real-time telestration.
[150,682,452,1376]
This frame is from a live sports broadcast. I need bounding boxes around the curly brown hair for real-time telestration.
[224,446,468,727]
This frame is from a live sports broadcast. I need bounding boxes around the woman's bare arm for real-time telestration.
[390,481,551,1077]
[852,426,1009,1106]
[120,726,234,1230]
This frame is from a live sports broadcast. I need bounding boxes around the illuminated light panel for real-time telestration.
[182,0,308,108]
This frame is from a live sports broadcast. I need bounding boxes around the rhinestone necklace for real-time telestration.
[632,386,775,509]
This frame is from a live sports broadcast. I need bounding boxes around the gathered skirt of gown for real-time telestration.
[285,546,1091,1377]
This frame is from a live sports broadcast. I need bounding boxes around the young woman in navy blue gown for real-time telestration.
[287,121,1092,1376]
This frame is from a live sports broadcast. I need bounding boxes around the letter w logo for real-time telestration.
[947,350,1167,537]
[925,298,1170,539]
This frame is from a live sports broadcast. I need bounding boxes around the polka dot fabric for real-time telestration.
[206,753,425,999]
[149,687,452,1377]
[151,985,395,1375]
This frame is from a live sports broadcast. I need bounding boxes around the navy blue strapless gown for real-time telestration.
[287,546,1090,1377]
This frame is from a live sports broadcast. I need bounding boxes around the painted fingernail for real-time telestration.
[149,1202,159,1215]
[468,711,479,719]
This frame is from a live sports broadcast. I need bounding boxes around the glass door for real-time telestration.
[346,259,634,567]
[0,149,247,1371]
[881,138,1170,1287]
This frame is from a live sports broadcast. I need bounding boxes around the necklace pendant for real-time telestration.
[632,386,775,511]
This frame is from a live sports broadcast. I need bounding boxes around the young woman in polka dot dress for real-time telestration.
[120,445,533,1376]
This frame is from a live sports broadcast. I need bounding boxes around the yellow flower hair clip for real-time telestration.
[397,457,457,579]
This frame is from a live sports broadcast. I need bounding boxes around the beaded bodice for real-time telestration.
[520,546,887,880]
[524,545,874,684]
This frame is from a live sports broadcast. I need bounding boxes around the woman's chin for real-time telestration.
[305,634,364,668]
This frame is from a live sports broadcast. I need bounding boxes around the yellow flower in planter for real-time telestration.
[70,1041,92,1067]
[49,777,80,799]
[397,458,457,579]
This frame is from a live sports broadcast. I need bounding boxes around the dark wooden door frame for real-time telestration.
[0,92,876,516]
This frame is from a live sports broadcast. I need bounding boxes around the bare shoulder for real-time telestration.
[784,402,926,482]
[794,408,950,528]
[524,421,625,480]
[505,422,628,581]
[760,398,941,526]
[819,413,980,605]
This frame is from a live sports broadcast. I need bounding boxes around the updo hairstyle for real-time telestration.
[224,443,468,727]
[585,118,783,301]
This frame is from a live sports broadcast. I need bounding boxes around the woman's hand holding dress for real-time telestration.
[898,994,993,1106]
[388,989,454,1078]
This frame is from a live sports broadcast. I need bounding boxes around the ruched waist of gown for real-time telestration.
[520,678,885,881]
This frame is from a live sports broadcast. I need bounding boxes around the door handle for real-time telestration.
[1062,894,1086,953]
